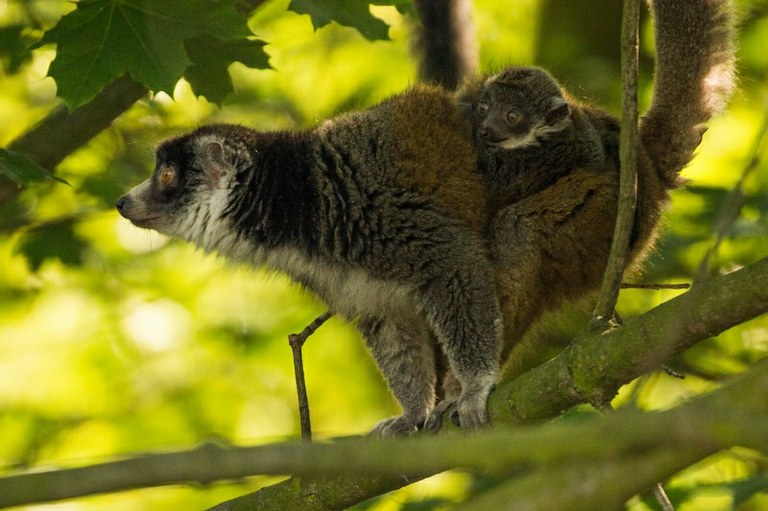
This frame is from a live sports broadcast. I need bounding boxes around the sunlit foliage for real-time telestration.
[0,0,766,509]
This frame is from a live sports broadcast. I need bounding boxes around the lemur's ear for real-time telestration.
[457,99,475,122]
[456,85,480,124]
[201,140,232,186]
[545,96,570,126]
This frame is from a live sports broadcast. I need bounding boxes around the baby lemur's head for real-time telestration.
[116,124,254,249]
[461,66,571,150]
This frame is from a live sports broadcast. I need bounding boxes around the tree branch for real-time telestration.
[453,448,702,511]
[288,311,333,441]
[591,0,640,324]
[2,257,766,509]
[412,0,477,89]
[493,255,768,423]
[0,73,148,207]
[2,358,767,509]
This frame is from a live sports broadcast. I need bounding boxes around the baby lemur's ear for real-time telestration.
[457,99,475,122]
[545,96,570,126]
[455,92,478,123]
[201,140,232,186]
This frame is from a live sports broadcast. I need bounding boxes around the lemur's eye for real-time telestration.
[159,166,175,186]
[477,101,489,114]
[506,109,522,125]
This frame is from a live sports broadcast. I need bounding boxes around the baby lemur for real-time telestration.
[116,0,734,434]
[117,86,501,436]
[460,0,735,366]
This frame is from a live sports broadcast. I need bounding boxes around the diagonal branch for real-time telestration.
[494,255,768,423]
[0,73,148,207]
[2,354,768,509]
[695,99,768,283]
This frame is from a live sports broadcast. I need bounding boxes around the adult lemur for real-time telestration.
[117,87,501,435]
[458,0,735,367]
[117,0,734,434]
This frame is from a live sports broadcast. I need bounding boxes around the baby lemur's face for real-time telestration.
[475,67,571,150]
[116,127,242,249]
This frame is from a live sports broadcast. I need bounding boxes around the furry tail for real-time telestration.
[640,0,736,188]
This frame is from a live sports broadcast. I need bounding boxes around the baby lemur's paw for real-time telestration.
[424,399,459,432]
[368,415,423,437]
[425,379,496,432]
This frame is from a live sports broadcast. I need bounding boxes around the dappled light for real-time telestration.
[1,0,767,510]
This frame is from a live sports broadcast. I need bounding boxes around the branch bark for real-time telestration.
[2,257,766,509]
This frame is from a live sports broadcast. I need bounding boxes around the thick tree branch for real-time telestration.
[215,256,768,510]
[493,255,768,423]
[0,73,148,207]
[453,449,703,511]
[1,359,767,508]
[2,257,766,509]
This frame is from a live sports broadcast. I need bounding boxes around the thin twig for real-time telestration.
[653,482,676,511]
[620,283,690,290]
[694,99,768,283]
[662,366,685,380]
[288,311,333,441]
[591,0,640,325]
[597,400,676,510]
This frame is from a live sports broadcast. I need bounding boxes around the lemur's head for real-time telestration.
[466,66,571,150]
[116,125,249,249]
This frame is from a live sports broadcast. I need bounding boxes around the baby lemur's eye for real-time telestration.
[477,101,489,114]
[159,166,175,187]
[506,110,522,126]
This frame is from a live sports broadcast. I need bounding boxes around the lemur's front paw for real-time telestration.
[368,415,422,437]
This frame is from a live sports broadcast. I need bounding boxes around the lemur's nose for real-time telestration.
[115,195,129,215]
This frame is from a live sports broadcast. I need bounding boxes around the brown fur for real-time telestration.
[389,85,488,231]
[459,0,735,371]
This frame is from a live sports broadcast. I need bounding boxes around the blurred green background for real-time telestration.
[1,0,767,509]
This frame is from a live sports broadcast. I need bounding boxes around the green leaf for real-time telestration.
[288,0,390,41]
[0,148,69,186]
[183,33,271,104]
[37,0,250,107]
[18,221,88,271]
